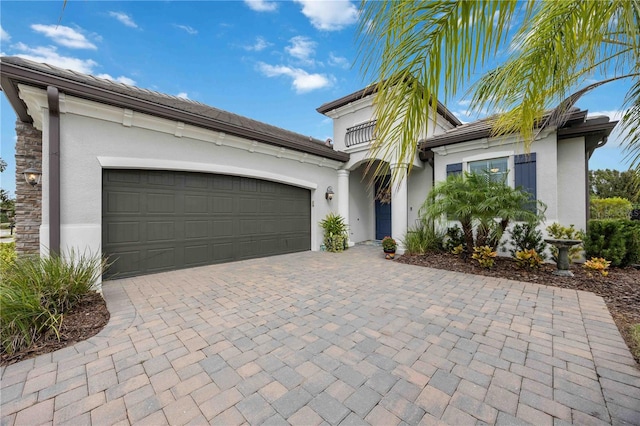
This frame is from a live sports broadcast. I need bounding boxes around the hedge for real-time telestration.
[584,219,640,267]
[590,197,633,219]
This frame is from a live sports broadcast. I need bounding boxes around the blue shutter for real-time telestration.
[515,153,537,209]
[446,163,463,177]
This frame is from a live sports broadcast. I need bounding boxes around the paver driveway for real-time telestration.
[2,245,639,425]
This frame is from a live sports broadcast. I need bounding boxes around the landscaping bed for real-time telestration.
[397,251,640,364]
[0,292,109,365]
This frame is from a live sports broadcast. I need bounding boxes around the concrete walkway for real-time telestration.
[2,245,639,425]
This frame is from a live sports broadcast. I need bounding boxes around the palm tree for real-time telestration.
[358,0,640,182]
[420,172,544,253]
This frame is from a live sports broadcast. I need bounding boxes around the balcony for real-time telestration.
[345,120,376,148]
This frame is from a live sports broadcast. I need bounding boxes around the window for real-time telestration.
[468,157,508,183]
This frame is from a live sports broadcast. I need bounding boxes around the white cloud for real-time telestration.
[13,43,97,74]
[286,36,316,65]
[328,52,349,69]
[244,36,271,52]
[109,12,138,28]
[174,24,197,35]
[293,0,359,31]
[257,62,333,93]
[1,25,11,43]
[176,92,189,99]
[244,0,278,12]
[96,73,136,86]
[31,24,96,50]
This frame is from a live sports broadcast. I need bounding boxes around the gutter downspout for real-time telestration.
[47,86,60,255]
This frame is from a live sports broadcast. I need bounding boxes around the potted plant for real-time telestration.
[382,236,397,259]
[319,213,349,252]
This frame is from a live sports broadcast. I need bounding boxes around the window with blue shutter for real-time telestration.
[514,153,537,211]
[446,163,462,177]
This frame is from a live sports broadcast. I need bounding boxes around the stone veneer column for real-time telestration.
[14,120,42,255]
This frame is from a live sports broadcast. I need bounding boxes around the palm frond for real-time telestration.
[358,0,522,183]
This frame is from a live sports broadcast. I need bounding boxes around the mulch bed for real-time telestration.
[397,252,640,364]
[1,292,110,366]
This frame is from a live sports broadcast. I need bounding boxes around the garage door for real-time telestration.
[102,169,311,278]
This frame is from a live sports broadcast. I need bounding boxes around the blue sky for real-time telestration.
[0,0,634,198]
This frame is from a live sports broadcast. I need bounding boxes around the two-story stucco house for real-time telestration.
[1,57,617,279]
[317,86,617,249]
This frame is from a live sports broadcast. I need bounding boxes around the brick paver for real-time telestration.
[1,245,639,425]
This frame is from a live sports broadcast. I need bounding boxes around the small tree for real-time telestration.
[421,172,544,253]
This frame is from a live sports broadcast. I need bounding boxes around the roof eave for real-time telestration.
[0,59,349,163]
[317,84,462,127]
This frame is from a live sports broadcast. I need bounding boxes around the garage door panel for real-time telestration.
[103,169,310,278]
[147,171,175,186]
[212,242,235,262]
[147,221,176,242]
[261,219,278,233]
[108,250,141,277]
[185,220,209,239]
[212,220,234,236]
[239,219,260,235]
[147,193,176,213]
[184,244,210,266]
[241,178,258,192]
[107,192,140,213]
[146,247,176,272]
[185,195,208,213]
[212,197,234,213]
[212,176,234,190]
[239,198,259,213]
[185,174,209,189]
[106,170,141,184]
[106,222,140,244]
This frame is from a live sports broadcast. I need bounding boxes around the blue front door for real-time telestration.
[375,177,391,240]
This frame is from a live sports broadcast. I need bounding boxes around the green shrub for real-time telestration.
[590,197,633,219]
[0,242,17,276]
[319,213,348,253]
[1,251,106,355]
[509,222,547,260]
[443,225,465,252]
[0,282,62,354]
[585,219,640,267]
[402,218,444,255]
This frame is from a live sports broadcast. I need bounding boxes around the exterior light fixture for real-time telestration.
[23,165,42,187]
[325,186,334,201]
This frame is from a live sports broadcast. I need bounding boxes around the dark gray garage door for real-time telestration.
[102,169,311,278]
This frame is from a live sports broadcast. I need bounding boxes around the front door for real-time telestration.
[375,177,392,240]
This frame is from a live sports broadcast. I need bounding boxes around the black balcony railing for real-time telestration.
[345,120,376,147]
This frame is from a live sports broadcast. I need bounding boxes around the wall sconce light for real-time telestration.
[23,165,42,187]
[325,186,334,201]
